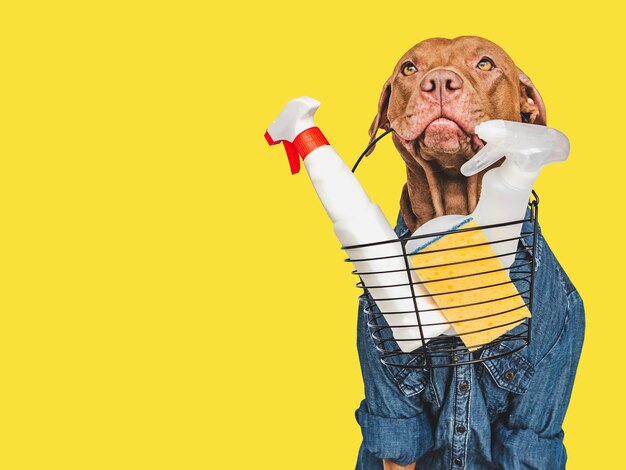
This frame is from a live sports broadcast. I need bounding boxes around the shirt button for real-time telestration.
[456,424,466,433]
[454,457,463,466]
[458,381,469,392]
[504,370,515,381]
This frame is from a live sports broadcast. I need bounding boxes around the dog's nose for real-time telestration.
[420,69,464,99]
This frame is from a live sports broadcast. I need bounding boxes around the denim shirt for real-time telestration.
[355,208,585,470]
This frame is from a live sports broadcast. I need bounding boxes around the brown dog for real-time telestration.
[367,36,547,470]
[367,36,546,233]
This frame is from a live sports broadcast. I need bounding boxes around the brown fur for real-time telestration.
[368,36,546,233]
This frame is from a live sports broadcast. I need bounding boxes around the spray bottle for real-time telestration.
[405,120,570,268]
[265,97,449,352]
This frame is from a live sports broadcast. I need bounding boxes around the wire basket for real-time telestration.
[344,192,539,369]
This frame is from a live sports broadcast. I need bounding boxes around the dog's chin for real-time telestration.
[416,118,486,164]
[421,118,469,154]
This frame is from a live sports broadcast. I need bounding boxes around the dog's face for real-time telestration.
[369,36,546,170]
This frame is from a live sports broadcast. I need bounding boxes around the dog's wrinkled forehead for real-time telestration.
[392,36,517,75]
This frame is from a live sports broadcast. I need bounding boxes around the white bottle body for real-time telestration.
[469,164,534,268]
[303,145,449,352]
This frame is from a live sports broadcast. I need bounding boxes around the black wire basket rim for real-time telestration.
[345,231,535,263]
[341,213,536,252]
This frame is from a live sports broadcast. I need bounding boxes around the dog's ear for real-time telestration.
[518,69,547,125]
[365,78,392,156]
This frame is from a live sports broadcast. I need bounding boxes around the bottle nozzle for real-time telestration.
[266,96,320,143]
[264,96,330,174]
[461,120,570,178]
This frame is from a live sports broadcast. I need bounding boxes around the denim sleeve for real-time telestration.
[355,294,435,466]
[491,289,585,469]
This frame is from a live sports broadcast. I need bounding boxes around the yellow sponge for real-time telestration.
[410,219,530,351]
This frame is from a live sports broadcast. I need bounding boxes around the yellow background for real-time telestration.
[0,1,622,468]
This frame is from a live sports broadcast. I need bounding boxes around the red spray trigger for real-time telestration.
[264,127,329,175]
[264,130,301,174]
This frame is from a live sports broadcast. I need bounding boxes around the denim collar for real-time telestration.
[393,210,411,238]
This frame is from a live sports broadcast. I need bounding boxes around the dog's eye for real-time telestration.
[477,57,495,71]
[401,62,418,76]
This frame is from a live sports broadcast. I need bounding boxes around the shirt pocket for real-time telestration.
[478,342,535,420]
[389,360,440,406]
